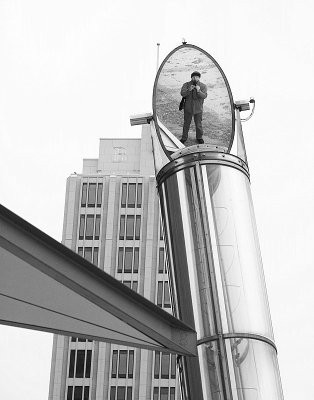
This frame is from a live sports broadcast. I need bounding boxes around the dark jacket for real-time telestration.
[181,80,207,114]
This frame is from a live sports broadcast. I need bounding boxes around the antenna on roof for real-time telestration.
[156,43,160,72]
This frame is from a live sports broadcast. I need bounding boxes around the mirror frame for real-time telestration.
[152,43,235,159]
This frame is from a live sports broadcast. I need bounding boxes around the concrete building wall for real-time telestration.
[49,127,180,400]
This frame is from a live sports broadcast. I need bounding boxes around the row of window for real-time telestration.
[81,183,103,208]
[79,215,101,240]
[123,280,170,307]
[111,350,134,379]
[68,349,92,378]
[66,355,176,399]
[120,280,171,308]
[121,183,142,208]
[122,280,138,292]
[71,337,92,343]
[153,387,176,400]
[114,280,168,305]
[117,247,166,274]
[110,386,132,400]
[157,281,171,309]
[154,352,176,380]
[76,245,165,274]
[119,215,141,240]
[80,182,143,209]
[109,386,175,400]
[118,247,139,273]
[79,214,142,242]
[67,386,89,400]
[110,350,177,380]
[78,247,99,266]
[67,346,176,381]
[78,217,163,244]
[80,184,167,243]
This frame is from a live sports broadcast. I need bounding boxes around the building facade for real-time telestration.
[48,126,179,400]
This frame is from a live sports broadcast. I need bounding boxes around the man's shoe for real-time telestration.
[180,138,187,144]
[197,138,204,144]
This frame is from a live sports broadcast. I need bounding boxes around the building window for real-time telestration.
[93,247,99,266]
[79,215,85,239]
[85,215,94,239]
[68,349,92,378]
[153,387,175,400]
[122,280,138,292]
[135,216,141,240]
[159,219,164,241]
[119,216,125,240]
[111,350,134,379]
[67,386,89,400]
[79,215,101,240]
[87,183,96,207]
[157,281,171,308]
[110,386,132,400]
[119,216,141,240]
[81,182,103,208]
[127,184,136,208]
[84,247,92,263]
[117,247,139,273]
[126,216,135,240]
[121,182,142,208]
[95,215,101,239]
[124,248,133,272]
[97,183,103,207]
[121,184,127,208]
[158,248,165,273]
[81,184,88,207]
[71,337,92,343]
[78,247,100,266]
[133,248,139,271]
[154,352,176,379]
[137,184,142,208]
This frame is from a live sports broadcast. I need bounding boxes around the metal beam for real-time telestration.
[0,204,196,356]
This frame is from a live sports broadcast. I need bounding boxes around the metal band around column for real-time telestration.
[156,150,250,188]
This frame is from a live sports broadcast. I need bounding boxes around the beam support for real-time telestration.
[0,204,196,356]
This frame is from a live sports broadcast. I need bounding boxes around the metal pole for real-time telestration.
[157,148,284,400]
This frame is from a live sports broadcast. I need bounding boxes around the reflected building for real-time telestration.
[48,127,179,400]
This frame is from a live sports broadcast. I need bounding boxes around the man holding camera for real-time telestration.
[180,71,207,144]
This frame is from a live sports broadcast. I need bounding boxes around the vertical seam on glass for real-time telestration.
[176,170,212,400]
[200,164,237,400]
[176,171,203,335]
[201,165,229,333]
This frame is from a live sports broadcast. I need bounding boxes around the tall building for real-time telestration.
[48,127,179,400]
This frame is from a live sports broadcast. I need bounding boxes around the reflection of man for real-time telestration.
[180,71,207,144]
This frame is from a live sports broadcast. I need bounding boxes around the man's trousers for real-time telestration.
[182,112,203,140]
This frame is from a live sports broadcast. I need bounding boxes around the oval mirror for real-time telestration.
[153,44,235,155]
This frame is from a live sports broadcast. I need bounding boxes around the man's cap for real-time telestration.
[191,71,201,78]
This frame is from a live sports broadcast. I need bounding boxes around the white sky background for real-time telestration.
[0,0,313,398]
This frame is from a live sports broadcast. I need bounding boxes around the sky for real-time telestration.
[0,0,314,398]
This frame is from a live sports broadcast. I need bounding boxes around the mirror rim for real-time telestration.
[152,43,235,159]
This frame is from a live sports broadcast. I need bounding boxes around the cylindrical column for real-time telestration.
[157,149,283,400]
